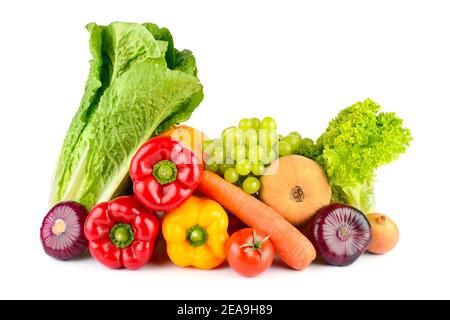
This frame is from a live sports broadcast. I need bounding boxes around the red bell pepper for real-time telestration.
[84,196,160,270]
[130,136,203,211]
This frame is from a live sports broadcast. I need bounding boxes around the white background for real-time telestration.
[1,0,449,300]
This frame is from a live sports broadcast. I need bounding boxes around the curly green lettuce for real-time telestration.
[297,99,412,213]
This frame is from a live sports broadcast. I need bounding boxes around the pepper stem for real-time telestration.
[187,225,208,247]
[240,229,270,257]
[153,160,178,185]
[110,223,135,248]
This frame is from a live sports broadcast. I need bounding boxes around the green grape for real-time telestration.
[289,131,302,140]
[277,140,292,156]
[247,145,260,164]
[302,138,314,144]
[222,130,235,147]
[235,160,252,176]
[224,168,239,183]
[298,138,314,150]
[225,157,236,165]
[272,146,279,159]
[223,127,245,146]
[221,126,236,140]
[258,146,273,165]
[212,146,225,163]
[278,134,284,141]
[283,134,301,151]
[268,148,277,163]
[223,138,236,156]
[203,139,220,156]
[260,117,277,130]
[251,162,265,176]
[258,130,269,148]
[259,153,270,165]
[234,128,245,145]
[238,118,253,130]
[233,145,246,162]
[205,159,219,173]
[243,177,261,194]
[244,129,258,146]
[267,129,278,147]
[202,139,215,150]
[258,129,278,148]
[219,163,234,174]
[223,141,232,157]
[250,117,260,129]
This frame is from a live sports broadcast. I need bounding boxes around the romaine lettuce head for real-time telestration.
[50,22,203,210]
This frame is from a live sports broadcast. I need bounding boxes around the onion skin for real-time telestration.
[310,204,371,266]
[367,213,399,254]
[40,201,88,260]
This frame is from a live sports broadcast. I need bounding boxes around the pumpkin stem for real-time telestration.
[290,185,305,202]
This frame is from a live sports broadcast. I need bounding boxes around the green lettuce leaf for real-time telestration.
[295,99,412,213]
[315,99,412,213]
[50,22,203,209]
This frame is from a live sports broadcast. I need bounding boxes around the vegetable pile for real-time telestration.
[40,21,412,276]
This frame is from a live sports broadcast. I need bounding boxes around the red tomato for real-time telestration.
[226,228,274,277]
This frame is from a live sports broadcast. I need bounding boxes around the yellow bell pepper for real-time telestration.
[162,195,229,269]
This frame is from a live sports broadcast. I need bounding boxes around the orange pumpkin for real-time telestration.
[260,155,331,226]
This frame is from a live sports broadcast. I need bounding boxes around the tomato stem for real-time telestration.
[239,229,270,257]
[153,160,178,185]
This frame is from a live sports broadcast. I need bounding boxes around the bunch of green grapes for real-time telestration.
[203,117,304,195]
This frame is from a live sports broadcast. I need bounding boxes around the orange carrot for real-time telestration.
[198,171,316,270]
